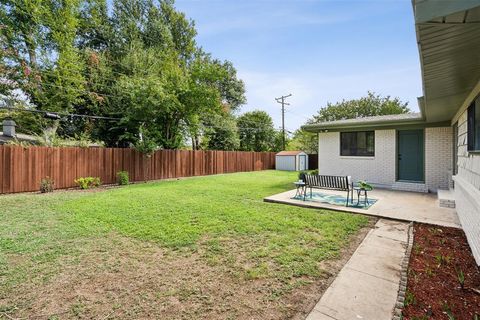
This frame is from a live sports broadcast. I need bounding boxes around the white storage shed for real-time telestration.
[275,151,308,171]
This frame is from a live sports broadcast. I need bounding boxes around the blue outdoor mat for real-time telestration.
[292,191,377,209]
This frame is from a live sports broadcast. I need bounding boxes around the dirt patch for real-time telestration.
[0,220,375,320]
[403,223,480,319]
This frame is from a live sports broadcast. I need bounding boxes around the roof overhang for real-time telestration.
[414,0,480,23]
[414,0,480,123]
[302,115,449,133]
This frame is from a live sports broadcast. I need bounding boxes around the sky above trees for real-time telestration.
[175,0,422,131]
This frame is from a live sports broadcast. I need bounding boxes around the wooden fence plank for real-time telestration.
[0,146,275,194]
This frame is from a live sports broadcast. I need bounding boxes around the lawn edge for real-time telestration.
[393,222,414,320]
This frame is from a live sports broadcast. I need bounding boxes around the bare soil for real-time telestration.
[403,223,480,320]
[1,222,374,320]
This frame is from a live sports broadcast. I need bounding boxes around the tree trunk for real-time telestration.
[43,120,60,146]
[194,135,200,150]
[24,32,38,70]
[191,136,197,150]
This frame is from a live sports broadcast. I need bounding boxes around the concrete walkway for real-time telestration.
[264,188,460,228]
[307,219,409,320]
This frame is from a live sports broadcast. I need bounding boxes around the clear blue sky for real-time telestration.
[176,0,422,131]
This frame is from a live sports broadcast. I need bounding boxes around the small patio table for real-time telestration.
[294,181,306,198]
[354,186,370,206]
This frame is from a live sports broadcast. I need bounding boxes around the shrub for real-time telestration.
[117,171,129,185]
[40,177,54,193]
[74,177,101,189]
[298,169,318,180]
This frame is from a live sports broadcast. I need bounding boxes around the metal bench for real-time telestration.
[302,174,354,206]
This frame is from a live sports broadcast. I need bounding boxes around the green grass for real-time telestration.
[0,170,370,317]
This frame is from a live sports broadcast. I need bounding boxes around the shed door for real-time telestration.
[397,130,424,182]
[299,155,307,171]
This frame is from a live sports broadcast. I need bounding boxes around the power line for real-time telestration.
[0,106,122,121]
[4,77,283,129]
[1,8,284,132]
[0,106,283,133]
[275,93,292,150]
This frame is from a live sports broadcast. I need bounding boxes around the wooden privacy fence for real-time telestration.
[0,146,276,194]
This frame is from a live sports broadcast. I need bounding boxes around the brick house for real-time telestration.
[303,0,480,264]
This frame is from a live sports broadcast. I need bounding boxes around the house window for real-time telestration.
[467,96,480,152]
[340,131,375,156]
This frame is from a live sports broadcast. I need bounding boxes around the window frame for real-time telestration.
[467,96,480,152]
[340,131,375,157]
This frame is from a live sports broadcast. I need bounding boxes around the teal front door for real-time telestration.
[397,130,424,182]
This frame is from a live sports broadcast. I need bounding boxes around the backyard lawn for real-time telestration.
[0,171,372,319]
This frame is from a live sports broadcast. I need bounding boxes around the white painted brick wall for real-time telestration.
[455,109,480,265]
[392,181,428,193]
[318,130,396,188]
[425,127,453,192]
[318,128,452,192]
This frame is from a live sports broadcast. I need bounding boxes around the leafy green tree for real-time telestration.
[0,0,246,152]
[237,110,276,152]
[201,113,239,151]
[311,91,410,122]
[185,53,245,150]
[0,100,44,135]
[88,0,244,151]
[111,47,189,151]
[0,0,85,112]
[269,129,287,152]
[287,129,318,154]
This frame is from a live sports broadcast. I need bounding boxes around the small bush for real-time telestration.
[74,177,101,189]
[40,177,54,193]
[117,171,129,185]
[298,169,318,180]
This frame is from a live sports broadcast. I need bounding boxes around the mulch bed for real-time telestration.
[403,223,480,319]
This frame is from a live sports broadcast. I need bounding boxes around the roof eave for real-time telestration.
[302,118,427,132]
[414,0,480,23]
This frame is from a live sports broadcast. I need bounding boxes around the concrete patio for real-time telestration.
[264,188,460,228]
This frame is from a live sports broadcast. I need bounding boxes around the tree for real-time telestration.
[287,129,318,154]
[0,0,246,152]
[271,129,287,152]
[237,110,276,152]
[311,91,410,123]
[181,52,245,150]
[182,52,244,150]
[200,113,239,151]
[0,0,86,135]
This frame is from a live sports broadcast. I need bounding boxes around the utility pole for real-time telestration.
[275,93,292,150]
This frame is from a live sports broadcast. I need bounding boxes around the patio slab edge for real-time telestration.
[263,191,461,229]
[263,195,414,223]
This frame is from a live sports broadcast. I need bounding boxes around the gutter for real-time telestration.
[301,118,426,132]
